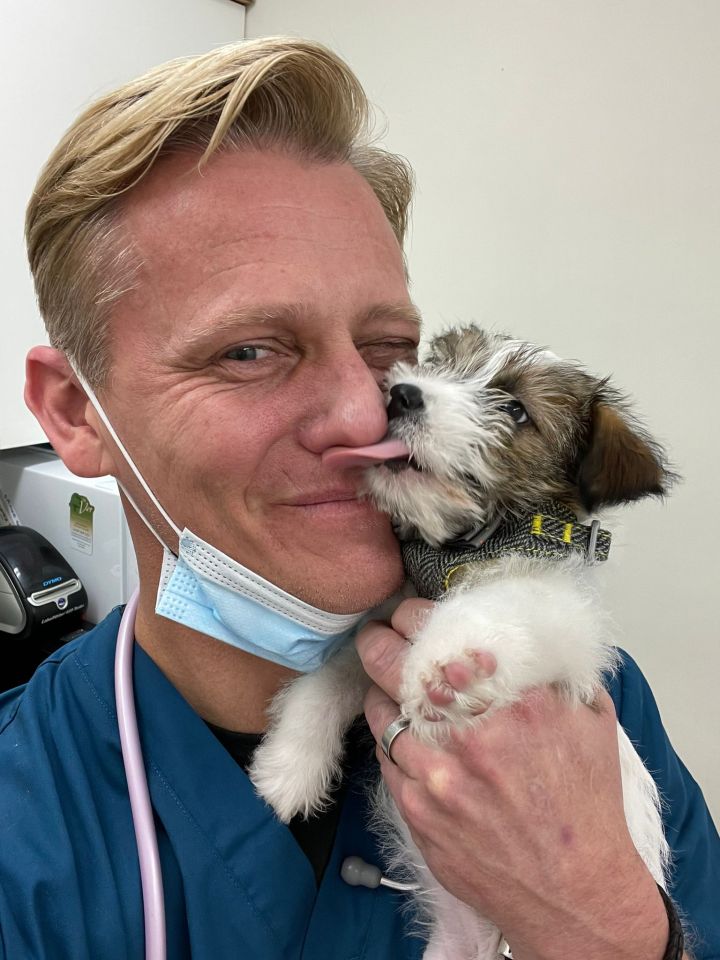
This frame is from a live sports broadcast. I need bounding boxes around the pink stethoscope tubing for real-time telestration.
[114,588,166,960]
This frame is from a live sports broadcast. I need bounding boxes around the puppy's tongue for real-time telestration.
[322,439,411,468]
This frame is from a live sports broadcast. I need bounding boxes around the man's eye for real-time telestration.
[363,340,418,366]
[224,345,272,362]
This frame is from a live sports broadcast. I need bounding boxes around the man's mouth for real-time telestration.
[285,489,362,506]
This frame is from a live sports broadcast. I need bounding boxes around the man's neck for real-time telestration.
[125,517,299,733]
[133,586,297,733]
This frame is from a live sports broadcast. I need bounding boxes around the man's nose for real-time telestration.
[298,352,389,453]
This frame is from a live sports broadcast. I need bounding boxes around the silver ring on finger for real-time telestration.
[381,715,411,766]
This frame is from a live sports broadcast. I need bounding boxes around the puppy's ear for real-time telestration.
[577,395,673,512]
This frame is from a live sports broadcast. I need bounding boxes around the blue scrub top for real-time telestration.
[0,609,718,959]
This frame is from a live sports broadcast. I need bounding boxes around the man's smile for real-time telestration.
[281,486,364,506]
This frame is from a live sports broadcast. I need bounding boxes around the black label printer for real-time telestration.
[0,525,88,691]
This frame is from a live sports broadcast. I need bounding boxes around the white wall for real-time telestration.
[1,0,246,449]
[245,1,720,821]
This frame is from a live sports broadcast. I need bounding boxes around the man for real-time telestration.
[2,36,717,959]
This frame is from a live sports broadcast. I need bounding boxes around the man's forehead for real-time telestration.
[120,148,384,242]
[109,149,413,353]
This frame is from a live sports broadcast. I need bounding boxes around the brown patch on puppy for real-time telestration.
[577,397,670,512]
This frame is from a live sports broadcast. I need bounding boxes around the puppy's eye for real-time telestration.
[500,400,529,424]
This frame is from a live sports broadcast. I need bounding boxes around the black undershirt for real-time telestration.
[207,719,373,887]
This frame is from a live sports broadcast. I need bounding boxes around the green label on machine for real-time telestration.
[69,492,95,555]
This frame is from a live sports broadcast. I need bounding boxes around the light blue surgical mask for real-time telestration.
[73,370,370,672]
[155,531,365,671]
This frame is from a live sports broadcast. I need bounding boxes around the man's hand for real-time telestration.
[356,599,671,960]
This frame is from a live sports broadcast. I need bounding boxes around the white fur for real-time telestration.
[251,554,670,959]
[383,360,513,489]
[248,644,370,822]
[399,555,619,742]
[364,360,514,544]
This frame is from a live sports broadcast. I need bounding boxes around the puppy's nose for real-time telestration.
[387,383,424,420]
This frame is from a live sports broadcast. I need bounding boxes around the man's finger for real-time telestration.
[356,599,435,700]
[364,683,418,778]
[390,598,434,640]
[355,620,407,701]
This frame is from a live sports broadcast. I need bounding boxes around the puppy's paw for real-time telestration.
[401,648,500,741]
[424,649,498,708]
[400,616,537,743]
[249,736,340,823]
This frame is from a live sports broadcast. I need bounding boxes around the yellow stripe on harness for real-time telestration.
[531,515,543,536]
[563,522,573,543]
[443,563,471,592]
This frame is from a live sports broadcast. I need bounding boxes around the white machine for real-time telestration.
[0,446,138,625]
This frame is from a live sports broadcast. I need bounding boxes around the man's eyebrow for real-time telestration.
[177,300,422,353]
[177,304,304,351]
[362,302,422,328]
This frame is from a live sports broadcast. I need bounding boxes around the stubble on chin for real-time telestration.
[283,548,405,614]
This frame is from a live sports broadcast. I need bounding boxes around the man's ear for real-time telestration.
[24,346,115,478]
[576,397,674,512]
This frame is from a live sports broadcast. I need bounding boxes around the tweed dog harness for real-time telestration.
[401,501,611,601]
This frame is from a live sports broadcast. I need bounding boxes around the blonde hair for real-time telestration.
[26,37,414,386]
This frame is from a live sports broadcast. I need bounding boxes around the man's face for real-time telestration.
[100,148,419,612]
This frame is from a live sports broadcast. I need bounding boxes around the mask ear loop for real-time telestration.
[70,363,182,549]
[118,481,178,559]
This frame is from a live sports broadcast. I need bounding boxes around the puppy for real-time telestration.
[250,325,674,960]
